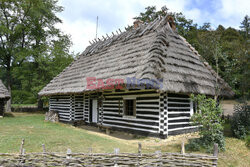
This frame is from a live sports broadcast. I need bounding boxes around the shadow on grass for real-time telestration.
[77,125,148,140]
[223,122,233,137]
[4,113,15,117]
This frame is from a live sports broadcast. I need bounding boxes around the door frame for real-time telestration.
[89,99,98,123]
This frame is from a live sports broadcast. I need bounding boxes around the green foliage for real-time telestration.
[231,103,250,139]
[0,0,74,104]
[133,6,196,39]
[134,7,250,99]
[12,90,36,104]
[185,138,202,151]
[187,94,225,151]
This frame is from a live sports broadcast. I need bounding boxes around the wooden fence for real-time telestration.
[11,106,48,112]
[0,139,219,167]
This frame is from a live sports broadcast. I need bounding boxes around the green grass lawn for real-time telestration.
[0,112,137,153]
[0,112,249,167]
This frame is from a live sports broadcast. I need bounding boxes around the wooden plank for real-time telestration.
[103,119,159,129]
[168,111,190,114]
[136,114,159,118]
[168,97,190,100]
[103,115,159,123]
[136,108,159,112]
[168,101,190,104]
[168,122,190,125]
[168,107,190,109]
[102,123,158,133]
[168,126,199,132]
[136,99,159,102]
[168,117,190,121]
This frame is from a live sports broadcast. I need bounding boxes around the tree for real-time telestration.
[134,6,249,99]
[187,95,225,151]
[240,15,250,40]
[239,15,250,100]
[0,0,74,107]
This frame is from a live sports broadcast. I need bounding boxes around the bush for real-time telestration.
[186,94,225,152]
[185,138,201,151]
[231,103,250,139]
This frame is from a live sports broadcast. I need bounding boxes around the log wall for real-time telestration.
[167,93,197,135]
[49,95,72,122]
[102,90,160,134]
[74,95,84,121]
[49,90,197,136]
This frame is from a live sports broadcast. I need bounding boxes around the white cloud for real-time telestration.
[56,0,250,53]
[56,19,104,54]
[216,0,249,27]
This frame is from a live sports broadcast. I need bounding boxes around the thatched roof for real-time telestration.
[39,16,234,97]
[0,80,10,99]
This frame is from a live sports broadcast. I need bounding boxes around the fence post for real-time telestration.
[213,143,218,157]
[88,147,92,154]
[42,144,46,166]
[114,148,120,166]
[213,143,218,167]
[42,144,46,153]
[138,143,142,154]
[114,148,120,154]
[66,148,72,159]
[19,139,25,166]
[19,139,25,155]
[155,151,162,166]
[137,143,142,166]
[181,141,185,155]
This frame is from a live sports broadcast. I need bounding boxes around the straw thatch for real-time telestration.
[0,80,10,99]
[39,16,234,97]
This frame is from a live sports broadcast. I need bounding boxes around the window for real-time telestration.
[191,101,198,116]
[193,101,197,114]
[123,99,136,117]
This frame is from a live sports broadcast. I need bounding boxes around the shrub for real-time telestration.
[186,94,225,152]
[231,103,250,139]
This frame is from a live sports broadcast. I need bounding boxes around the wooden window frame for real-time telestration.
[123,97,136,118]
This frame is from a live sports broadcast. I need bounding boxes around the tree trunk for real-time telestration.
[6,98,11,112]
[6,62,12,112]
[38,97,43,111]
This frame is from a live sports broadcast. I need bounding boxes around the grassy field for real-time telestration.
[0,112,249,166]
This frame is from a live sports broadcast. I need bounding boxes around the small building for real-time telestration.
[0,80,10,117]
[39,16,233,138]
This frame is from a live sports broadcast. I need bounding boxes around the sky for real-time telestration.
[56,0,250,53]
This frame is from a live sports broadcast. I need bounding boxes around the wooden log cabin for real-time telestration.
[0,80,10,117]
[39,16,234,138]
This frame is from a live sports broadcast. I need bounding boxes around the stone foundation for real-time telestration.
[45,110,59,122]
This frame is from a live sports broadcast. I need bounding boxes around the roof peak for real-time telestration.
[82,15,175,56]
[88,15,176,45]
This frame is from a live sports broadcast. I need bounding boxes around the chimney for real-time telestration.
[133,20,143,29]
[166,16,176,31]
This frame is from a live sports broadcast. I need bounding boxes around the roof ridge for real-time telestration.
[138,23,171,80]
[81,16,171,56]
